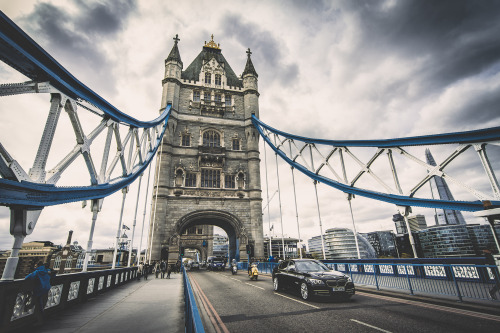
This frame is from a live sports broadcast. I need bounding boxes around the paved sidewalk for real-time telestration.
[32,274,185,333]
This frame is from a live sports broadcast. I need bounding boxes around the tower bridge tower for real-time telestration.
[148,35,264,263]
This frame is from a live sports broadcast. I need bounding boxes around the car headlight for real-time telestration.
[307,278,324,285]
[345,275,352,282]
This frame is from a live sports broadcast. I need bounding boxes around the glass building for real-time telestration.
[363,231,398,257]
[416,225,475,257]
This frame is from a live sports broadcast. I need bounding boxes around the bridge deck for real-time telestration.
[32,273,184,333]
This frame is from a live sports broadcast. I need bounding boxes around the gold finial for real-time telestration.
[204,34,220,49]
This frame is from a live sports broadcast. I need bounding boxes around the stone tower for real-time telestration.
[147,35,264,264]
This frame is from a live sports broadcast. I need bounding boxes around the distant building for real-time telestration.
[50,230,85,274]
[264,237,299,259]
[307,235,325,258]
[0,240,59,279]
[408,215,427,232]
[324,228,376,259]
[363,231,398,257]
[212,234,228,258]
[416,225,475,257]
[393,213,407,235]
[425,149,467,226]
[467,224,500,255]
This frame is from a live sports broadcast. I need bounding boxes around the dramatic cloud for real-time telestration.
[0,0,498,252]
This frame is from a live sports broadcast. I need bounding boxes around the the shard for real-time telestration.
[426,149,467,225]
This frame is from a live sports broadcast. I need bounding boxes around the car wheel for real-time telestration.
[300,282,310,300]
[273,277,281,291]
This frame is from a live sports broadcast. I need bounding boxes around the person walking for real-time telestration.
[143,262,149,280]
[25,261,52,326]
[138,262,143,281]
[167,264,172,279]
[154,261,160,279]
[160,260,167,279]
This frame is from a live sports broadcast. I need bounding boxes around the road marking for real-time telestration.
[357,291,500,322]
[245,282,265,290]
[189,274,230,333]
[274,292,320,309]
[350,319,392,333]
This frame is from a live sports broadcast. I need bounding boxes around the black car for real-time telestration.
[272,259,355,301]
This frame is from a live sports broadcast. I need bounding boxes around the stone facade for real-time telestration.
[147,36,263,264]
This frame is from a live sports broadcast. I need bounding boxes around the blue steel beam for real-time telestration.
[252,115,500,212]
[0,11,166,128]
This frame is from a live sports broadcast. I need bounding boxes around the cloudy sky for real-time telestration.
[0,0,499,252]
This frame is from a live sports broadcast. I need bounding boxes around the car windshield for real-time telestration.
[295,261,330,272]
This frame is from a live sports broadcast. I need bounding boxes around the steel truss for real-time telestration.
[253,115,500,212]
[0,11,170,279]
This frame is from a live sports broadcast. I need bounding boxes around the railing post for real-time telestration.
[450,264,463,302]
[404,264,414,295]
[373,264,379,290]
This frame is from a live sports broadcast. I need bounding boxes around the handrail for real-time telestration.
[182,266,205,333]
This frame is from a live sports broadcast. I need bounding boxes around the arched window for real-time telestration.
[205,72,211,84]
[65,255,73,269]
[203,130,220,147]
[54,256,62,269]
[215,74,221,86]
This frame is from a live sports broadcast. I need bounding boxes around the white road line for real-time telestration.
[245,282,265,290]
[350,319,393,333]
[274,292,320,309]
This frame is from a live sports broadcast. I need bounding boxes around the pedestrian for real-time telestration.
[160,260,167,279]
[138,262,143,281]
[176,260,181,273]
[167,264,172,279]
[25,261,52,326]
[154,261,160,279]
[484,250,500,299]
[143,262,149,280]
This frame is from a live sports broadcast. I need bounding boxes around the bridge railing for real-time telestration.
[323,262,500,302]
[182,266,205,333]
[0,267,137,333]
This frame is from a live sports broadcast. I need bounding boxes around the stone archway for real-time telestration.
[170,210,248,263]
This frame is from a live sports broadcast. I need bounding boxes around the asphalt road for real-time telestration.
[188,269,500,333]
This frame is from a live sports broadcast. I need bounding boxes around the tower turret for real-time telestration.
[161,34,183,110]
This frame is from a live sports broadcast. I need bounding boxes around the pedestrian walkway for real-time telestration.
[31,273,185,333]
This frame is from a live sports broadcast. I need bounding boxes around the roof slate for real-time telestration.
[181,46,243,87]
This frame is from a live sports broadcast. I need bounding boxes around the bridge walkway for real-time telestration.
[31,273,184,333]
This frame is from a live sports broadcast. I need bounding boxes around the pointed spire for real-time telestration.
[242,48,258,77]
[166,34,183,67]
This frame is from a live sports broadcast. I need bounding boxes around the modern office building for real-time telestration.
[408,215,428,232]
[416,225,475,257]
[425,149,467,226]
[212,234,229,258]
[467,224,500,255]
[363,231,398,257]
[393,213,407,235]
[264,237,300,259]
[323,228,376,259]
[307,235,324,258]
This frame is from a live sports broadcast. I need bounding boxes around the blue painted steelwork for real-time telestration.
[252,115,500,212]
[183,266,205,333]
[0,11,171,207]
[0,11,166,128]
[323,261,500,302]
[0,110,169,207]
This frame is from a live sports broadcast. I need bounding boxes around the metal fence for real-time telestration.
[182,266,205,333]
[325,262,500,302]
[0,267,138,333]
[240,260,500,302]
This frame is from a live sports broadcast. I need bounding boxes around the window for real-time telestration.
[54,256,62,269]
[203,130,220,147]
[201,169,221,188]
[215,94,222,103]
[205,72,211,84]
[193,91,200,102]
[188,226,197,234]
[181,134,190,146]
[215,74,221,86]
[197,228,203,235]
[232,138,240,150]
[185,173,197,187]
[203,91,211,101]
[65,255,73,269]
[225,95,231,106]
[76,253,85,268]
[225,175,236,189]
